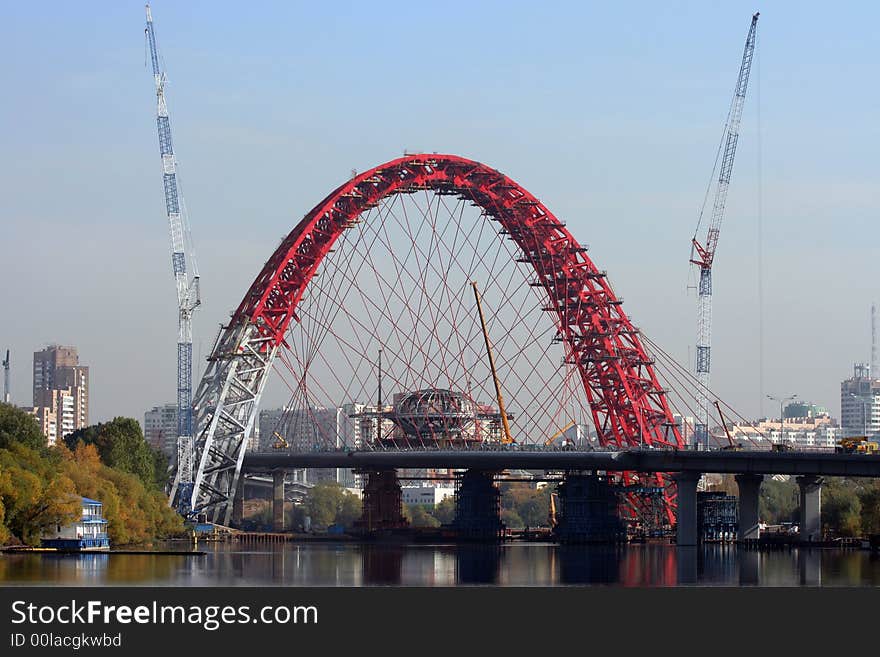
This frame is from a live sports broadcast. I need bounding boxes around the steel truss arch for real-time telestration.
[182,154,684,524]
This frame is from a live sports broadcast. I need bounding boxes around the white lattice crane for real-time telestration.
[690,13,758,448]
[145,5,201,510]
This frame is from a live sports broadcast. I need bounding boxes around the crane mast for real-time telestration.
[2,350,10,404]
[690,12,758,448]
[145,5,201,510]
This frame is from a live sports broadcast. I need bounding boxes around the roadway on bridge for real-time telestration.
[242,449,880,478]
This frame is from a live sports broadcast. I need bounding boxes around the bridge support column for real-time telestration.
[797,475,823,543]
[356,470,407,533]
[555,473,623,543]
[673,472,700,547]
[231,476,244,527]
[453,470,502,541]
[272,470,285,532]
[735,474,763,541]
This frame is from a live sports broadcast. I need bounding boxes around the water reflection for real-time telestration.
[1,543,879,586]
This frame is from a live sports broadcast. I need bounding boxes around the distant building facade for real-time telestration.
[783,401,829,420]
[29,405,58,446]
[401,485,455,507]
[840,363,880,438]
[29,345,89,444]
[729,415,841,449]
[259,406,343,486]
[144,403,178,456]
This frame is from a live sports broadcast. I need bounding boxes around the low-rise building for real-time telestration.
[728,414,841,449]
[401,485,455,507]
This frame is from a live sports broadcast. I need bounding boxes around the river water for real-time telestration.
[2,543,879,586]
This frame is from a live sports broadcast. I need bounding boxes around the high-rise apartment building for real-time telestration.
[30,346,89,444]
[29,405,58,446]
[33,346,89,430]
[144,403,179,457]
[841,363,880,438]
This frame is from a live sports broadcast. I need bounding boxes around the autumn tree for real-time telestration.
[0,443,79,545]
[64,418,161,490]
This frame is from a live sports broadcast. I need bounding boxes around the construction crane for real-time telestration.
[545,421,576,447]
[713,400,742,451]
[2,350,9,404]
[145,5,201,512]
[271,431,290,450]
[690,13,759,448]
[471,281,515,444]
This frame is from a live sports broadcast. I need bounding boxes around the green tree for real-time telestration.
[336,494,362,529]
[501,508,523,529]
[0,403,46,452]
[304,482,362,529]
[65,418,159,490]
[823,479,862,537]
[759,479,798,524]
[407,504,440,528]
[859,482,880,535]
[434,496,455,524]
[151,449,171,490]
[500,482,551,527]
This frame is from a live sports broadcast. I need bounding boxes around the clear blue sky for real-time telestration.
[1,1,877,423]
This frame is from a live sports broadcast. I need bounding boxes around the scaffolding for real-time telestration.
[697,491,738,541]
[354,470,408,532]
[452,470,503,540]
[555,474,625,543]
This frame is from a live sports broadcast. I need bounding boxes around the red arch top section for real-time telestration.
[235,154,683,450]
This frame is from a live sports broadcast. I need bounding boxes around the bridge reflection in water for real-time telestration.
[2,543,877,586]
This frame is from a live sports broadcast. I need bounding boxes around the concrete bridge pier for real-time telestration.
[231,477,244,527]
[555,473,623,543]
[797,475,823,543]
[735,474,764,540]
[272,470,285,532]
[673,472,701,547]
[453,470,502,540]
[357,470,407,532]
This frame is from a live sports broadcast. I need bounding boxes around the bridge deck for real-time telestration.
[242,449,880,478]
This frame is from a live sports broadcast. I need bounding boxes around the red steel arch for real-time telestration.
[236,153,683,456]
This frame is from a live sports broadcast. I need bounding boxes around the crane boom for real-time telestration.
[145,5,201,510]
[471,281,515,444]
[690,13,758,448]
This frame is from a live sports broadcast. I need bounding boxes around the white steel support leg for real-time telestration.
[177,320,278,524]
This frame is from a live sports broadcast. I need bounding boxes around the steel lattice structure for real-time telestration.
[146,5,201,511]
[690,13,758,446]
[178,154,684,524]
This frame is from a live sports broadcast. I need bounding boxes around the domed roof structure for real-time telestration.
[392,388,476,442]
